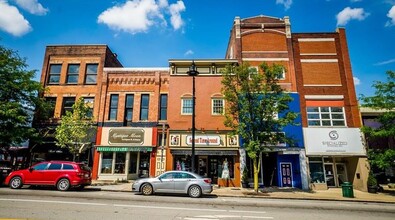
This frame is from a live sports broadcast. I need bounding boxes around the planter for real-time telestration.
[242,182,249,188]
[367,185,378,193]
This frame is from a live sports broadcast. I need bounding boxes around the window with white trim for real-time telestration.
[276,67,286,80]
[212,99,224,115]
[182,98,193,115]
[307,107,346,127]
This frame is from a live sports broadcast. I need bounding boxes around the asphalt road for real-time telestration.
[0,187,394,220]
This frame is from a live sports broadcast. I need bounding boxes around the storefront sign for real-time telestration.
[108,128,144,145]
[186,135,221,146]
[97,146,152,152]
[303,128,366,156]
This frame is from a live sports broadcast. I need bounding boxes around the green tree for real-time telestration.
[0,45,47,160]
[55,97,96,161]
[221,62,298,192]
[360,70,395,171]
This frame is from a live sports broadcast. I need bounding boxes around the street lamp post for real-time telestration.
[187,61,199,173]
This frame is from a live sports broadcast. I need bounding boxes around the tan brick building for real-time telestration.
[93,68,169,180]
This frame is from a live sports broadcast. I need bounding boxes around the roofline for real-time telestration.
[104,67,169,72]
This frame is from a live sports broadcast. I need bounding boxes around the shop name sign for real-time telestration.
[109,128,144,145]
[186,135,221,146]
[303,128,366,155]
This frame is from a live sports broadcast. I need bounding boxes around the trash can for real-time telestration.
[342,182,354,198]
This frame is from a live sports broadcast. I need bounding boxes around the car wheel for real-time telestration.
[57,178,70,191]
[9,176,23,189]
[188,185,202,198]
[141,183,153,195]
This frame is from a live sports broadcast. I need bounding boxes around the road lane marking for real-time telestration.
[0,198,271,218]
[0,198,106,206]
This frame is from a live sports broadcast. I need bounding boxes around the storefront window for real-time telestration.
[114,152,126,174]
[309,161,325,183]
[217,157,234,179]
[129,152,138,174]
[101,152,113,174]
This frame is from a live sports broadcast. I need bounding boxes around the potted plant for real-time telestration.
[367,173,378,193]
[241,168,249,188]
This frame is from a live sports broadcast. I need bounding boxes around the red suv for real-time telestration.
[5,161,91,191]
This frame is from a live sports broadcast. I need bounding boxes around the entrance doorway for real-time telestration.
[280,163,293,187]
[198,156,208,177]
[324,164,335,187]
[336,163,348,186]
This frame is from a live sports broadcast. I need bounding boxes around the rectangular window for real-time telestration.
[48,64,62,84]
[182,98,193,115]
[307,106,346,127]
[45,97,57,118]
[140,94,149,120]
[66,64,80,84]
[109,94,119,120]
[124,94,134,124]
[85,64,98,84]
[61,97,75,116]
[114,152,126,174]
[101,152,113,174]
[309,158,325,184]
[160,94,168,120]
[83,97,94,118]
[276,67,286,80]
[212,99,224,115]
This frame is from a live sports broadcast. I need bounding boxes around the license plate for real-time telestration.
[2,170,7,173]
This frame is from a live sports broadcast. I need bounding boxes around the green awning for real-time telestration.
[96,146,153,152]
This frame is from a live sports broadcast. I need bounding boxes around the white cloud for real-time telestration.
[385,5,395,27]
[98,0,163,34]
[14,0,48,15]
[276,0,293,10]
[0,1,31,36]
[169,1,185,30]
[374,58,395,66]
[353,77,361,85]
[184,50,194,56]
[336,7,370,26]
[98,0,186,34]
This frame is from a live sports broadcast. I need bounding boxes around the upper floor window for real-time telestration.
[212,99,224,115]
[45,97,57,118]
[182,98,193,115]
[140,94,150,120]
[85,64,98,84]
[124,94,134,124]
[307,107,346,127]
[276,67,286,80]
[61,97,75,116]
[83,97,94,118]
[66,64,80,84]
[48,64,62,84]
[160,94,168,120]
[108,94,119,121]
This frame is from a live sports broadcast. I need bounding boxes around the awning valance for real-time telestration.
[96,146,153,152]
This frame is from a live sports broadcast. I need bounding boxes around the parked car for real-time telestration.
[132,170,212,198]
[0,160,12,185]
[5,161,91,191]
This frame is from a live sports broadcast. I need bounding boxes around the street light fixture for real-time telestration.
[187,61,199,173]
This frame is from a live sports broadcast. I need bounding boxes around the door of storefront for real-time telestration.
[280,163,293,187]
[138,152,150,178]
[336,163,348,186]
[198,156,208,177]
[324,164,336,187]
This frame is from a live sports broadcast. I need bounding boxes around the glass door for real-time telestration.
[324,164,335,187]
[336,163,348,186]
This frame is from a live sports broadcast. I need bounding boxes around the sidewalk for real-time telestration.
[88,181,395,203]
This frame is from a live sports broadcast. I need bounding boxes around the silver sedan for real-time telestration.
[132,171,213,198]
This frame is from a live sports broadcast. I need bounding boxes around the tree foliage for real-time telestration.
[221,62,298,192]
[55,97,96,161]
[360,70,395,170]
[0,45,46,153]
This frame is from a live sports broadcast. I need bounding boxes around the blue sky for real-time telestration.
[1,0,394,97]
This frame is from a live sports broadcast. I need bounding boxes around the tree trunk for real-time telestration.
[253,155,261,192]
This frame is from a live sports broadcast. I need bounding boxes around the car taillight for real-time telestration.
[204,178,211,184]
[77,172,84,177]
